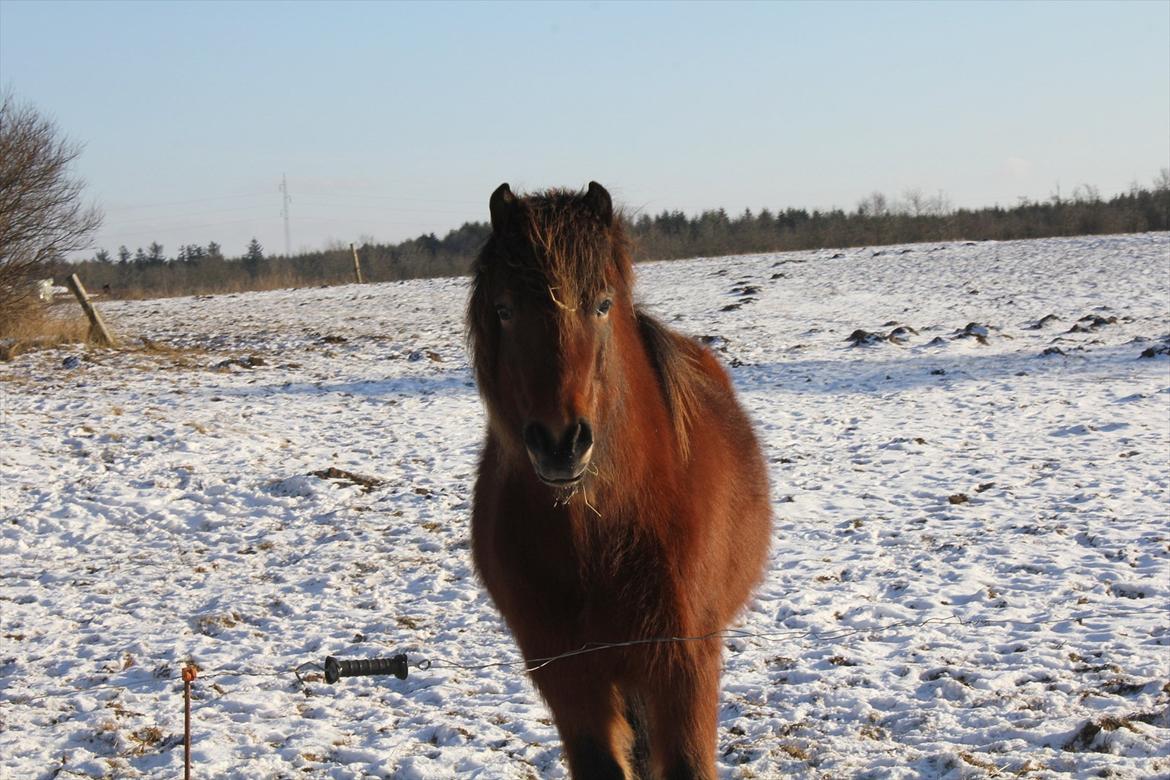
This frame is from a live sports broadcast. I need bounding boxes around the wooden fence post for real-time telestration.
[350,243,364,284]
[65,274,116,347]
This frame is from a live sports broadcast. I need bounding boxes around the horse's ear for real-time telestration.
[490,183,518,234]
[585,181,613,226]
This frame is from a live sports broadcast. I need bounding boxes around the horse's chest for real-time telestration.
[493,515,647,622]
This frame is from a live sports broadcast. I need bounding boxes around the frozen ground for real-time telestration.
[1,232,1168,779]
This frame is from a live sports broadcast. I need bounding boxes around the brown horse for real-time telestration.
[467,182,771,779]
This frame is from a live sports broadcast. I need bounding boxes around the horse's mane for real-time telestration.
[635,308,711,462]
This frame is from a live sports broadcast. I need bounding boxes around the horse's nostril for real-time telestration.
[575,420,593,456]
[524,422,552,457]
[527,420,593,465]
[561,419,593,460]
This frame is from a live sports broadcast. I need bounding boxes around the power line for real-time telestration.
[293,199,477,215]
[90,217,280,242]
[100,205,278,230]
[103,191,275,212]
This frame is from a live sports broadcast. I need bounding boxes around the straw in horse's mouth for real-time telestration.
[546,474,603,518]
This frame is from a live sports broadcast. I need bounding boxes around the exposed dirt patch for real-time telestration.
[309,467,384,493]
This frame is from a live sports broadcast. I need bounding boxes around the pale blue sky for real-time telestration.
[1,0,1167,259]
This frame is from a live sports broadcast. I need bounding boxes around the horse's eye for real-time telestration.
[596,298,613,317]
[495,304,513,322]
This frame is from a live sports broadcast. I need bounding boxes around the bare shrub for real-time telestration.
[0,92,101,324]
[1154,167,1169,193]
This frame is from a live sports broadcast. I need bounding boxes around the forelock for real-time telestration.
[484,188,629,305]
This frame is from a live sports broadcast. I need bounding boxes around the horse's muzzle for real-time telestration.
[524,419,594,486]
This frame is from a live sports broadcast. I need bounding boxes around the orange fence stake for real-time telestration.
[182,666,197,780]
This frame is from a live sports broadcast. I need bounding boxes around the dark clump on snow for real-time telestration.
[1108,582,1151,599]
[1026,314,1061,330]
[215,355,266,370]
[846,324,919,347]
[846,329,884,347]
[1068,314,1118,333]
[309,467,383,493]
[887,325,918,344]
[954,322,992,345]
[1139,344,1170,359]
[1062,712,1162,753]
[1040,346,1066,357]
[948,493,970,505]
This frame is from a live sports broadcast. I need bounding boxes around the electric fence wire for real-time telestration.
[3,603,1165,705]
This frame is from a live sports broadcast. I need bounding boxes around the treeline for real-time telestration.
[64,177,1170,300]
[66,226,485,299]
[633,183,1168,260]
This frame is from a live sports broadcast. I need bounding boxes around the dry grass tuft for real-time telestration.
[0,301,91,361]
[958,751,1003,774]
[118,336,215,370]
[136,336,194,357]
[778,743,810,761]
[133,337,201,367]
[127,726,165,756]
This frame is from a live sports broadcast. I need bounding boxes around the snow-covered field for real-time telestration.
[2,233,1168,779]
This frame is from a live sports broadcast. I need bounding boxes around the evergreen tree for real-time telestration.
[184,244,205,263]
[117,245,130,264]
[147,242,166,264]
[243,238,264,278]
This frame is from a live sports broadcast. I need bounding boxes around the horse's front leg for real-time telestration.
[529,663,635,780]
[642,638,722,780]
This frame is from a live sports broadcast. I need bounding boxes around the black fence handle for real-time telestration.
[323,654,409,684]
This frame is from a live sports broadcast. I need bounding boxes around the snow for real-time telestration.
[2,232,1168,778]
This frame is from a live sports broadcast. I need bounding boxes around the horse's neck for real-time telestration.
[587,334,681,512]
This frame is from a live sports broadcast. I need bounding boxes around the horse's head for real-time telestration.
[468,181,633,491]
